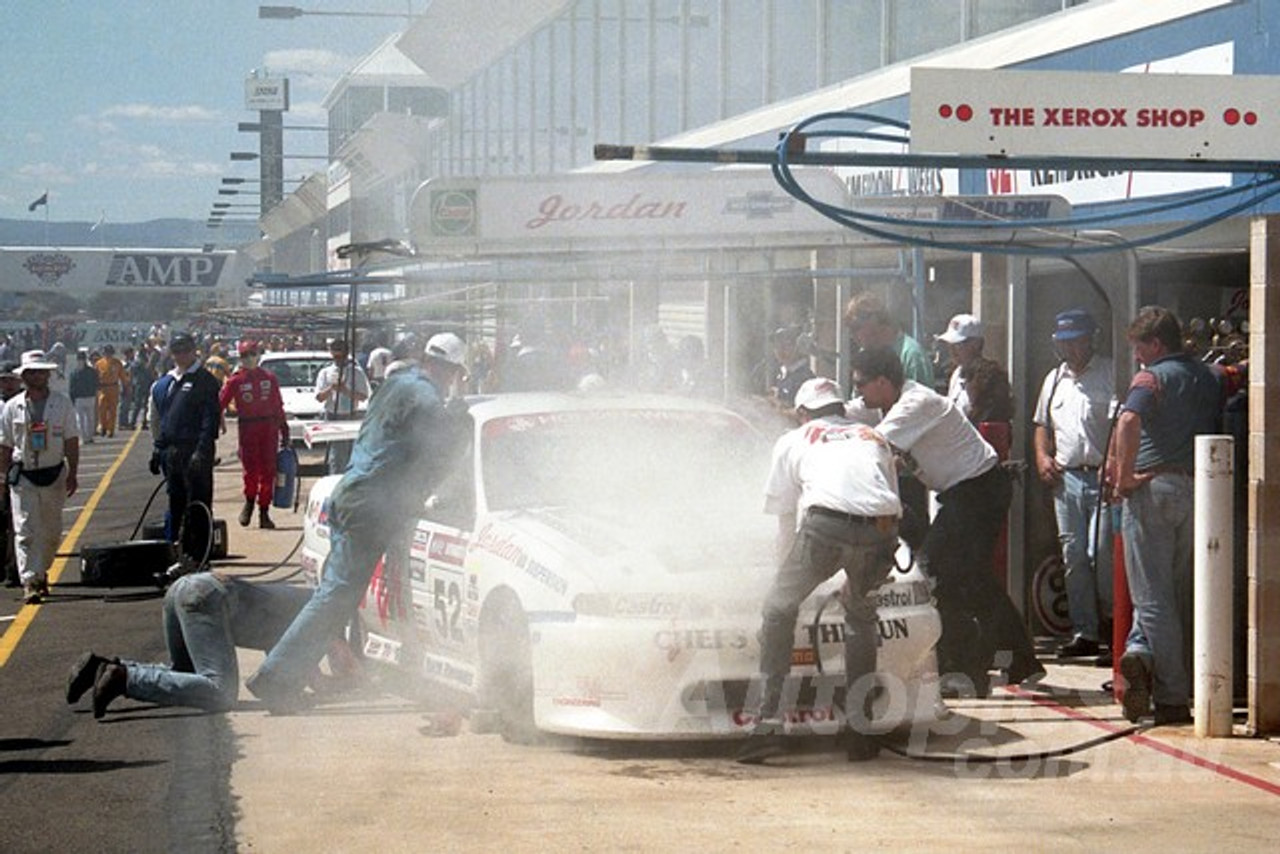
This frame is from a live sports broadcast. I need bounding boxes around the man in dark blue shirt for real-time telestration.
[149,333,221,572]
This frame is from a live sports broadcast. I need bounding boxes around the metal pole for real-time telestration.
[1195,434,1235,738]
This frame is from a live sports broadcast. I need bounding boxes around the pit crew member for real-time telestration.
[737,376,900,765]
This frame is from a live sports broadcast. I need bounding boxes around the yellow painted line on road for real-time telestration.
[0,431,143,668]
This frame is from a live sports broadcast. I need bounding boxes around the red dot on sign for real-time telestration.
[1224,108,1240,125]
[1245,111,1258,125]
[957,104,973,122]
[939,104,953,119]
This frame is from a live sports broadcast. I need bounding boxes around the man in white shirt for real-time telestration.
[1033,308,1116,662]
[852,347,1042,698]
[0,350,80,604]
[737,377,901,765]
[315,338,370,474]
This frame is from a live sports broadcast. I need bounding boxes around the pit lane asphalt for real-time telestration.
[0,425,303,854]
[7,423,1280,852]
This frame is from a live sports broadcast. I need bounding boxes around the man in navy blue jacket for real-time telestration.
[149,333,221,572]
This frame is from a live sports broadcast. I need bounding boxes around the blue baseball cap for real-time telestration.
[1052,309,1096,341]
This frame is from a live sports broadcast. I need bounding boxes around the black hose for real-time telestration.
[878,721,1151,764]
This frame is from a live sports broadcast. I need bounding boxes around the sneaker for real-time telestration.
[246,672,314,715]
[92,662,128,719]
[22,582,42,605]
[67,652,111,704]
[238,499,254,527]
[1119,652,1152,723]
[1154,703,1193,726]
[734,720,789,765]
[1057,636,1100,659]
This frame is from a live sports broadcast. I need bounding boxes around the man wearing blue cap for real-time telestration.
[1032,309,1116,662]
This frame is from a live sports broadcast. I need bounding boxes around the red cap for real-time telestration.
[238,339,259,357]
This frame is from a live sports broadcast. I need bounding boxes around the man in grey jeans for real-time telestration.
[66,572,358,718]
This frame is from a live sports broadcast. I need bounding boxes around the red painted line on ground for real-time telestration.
[1005,685,1280,798]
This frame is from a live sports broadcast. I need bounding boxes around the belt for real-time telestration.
[1063,464,1100,473]
[806,506,898,532]
[1137,464,1193,477]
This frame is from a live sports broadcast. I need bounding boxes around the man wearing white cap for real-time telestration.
[737,376,901,765]
[936,313,1013,427]
[247,333,472,711]
[0,350,80,604]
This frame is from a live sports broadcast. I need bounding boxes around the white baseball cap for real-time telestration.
[936,313,983,344]
[423,332,466,368]
[793,377,844,412]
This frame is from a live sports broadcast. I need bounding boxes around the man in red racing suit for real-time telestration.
[220,340,289,529]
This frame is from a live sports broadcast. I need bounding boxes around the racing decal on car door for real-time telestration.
[424,530,469,648]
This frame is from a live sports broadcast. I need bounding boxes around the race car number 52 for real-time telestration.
[433,578,464,641]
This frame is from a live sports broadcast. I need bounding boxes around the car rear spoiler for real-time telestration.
[303,420,362,448]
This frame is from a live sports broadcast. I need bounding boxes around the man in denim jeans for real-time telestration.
[245,333,470,712]
[1108,306,1243,726]
[736,377,901,765]
[66,572,357,718]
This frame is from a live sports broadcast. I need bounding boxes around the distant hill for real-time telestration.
[0,217,259,249]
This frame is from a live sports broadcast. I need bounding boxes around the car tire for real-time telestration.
[478,590,538,744]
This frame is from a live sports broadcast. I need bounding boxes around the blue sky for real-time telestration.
[2,1,417,224]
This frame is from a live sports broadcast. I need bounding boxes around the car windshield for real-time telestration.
[481,407,767,527]
[262,357,329,388]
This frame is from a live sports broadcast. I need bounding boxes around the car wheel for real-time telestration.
[478,590,538,744]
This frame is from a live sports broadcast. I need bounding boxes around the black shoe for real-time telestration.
[1093,650,1113,668]
[92,663,128,719]
[734,721,789,765]
[259,508,276,530]
[1119,652,1152,723]
[1057,636,1100,659]
[1153,703,1193,726]
[939,671,990,699]
[840,729,880,762]
[67,652,110,704]
[238,499,254,527]
[4,575,20,589]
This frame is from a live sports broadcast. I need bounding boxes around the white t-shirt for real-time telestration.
[1033,356,1116,469]
[873,380,997,493]
[764,415,901,519]
[0,390,79,470]
[315,360,371,417]
[946,364,970,419]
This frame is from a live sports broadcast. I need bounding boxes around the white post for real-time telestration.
[1194,434,1234,738]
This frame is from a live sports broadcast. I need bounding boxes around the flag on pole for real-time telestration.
[90,211,106,232]
[28,192,48,212]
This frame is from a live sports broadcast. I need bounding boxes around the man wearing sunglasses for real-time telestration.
[851,347,1042,699]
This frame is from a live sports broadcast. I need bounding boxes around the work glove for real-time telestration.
[190,447,212,473]
[148,450,163,476]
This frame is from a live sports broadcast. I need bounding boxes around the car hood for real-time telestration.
[487,505,778,605]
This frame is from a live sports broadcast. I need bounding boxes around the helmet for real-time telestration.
[424,333,466,368]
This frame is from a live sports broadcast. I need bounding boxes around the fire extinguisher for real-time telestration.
[273,446,298,509]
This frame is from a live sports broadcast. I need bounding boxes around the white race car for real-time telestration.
[259,350,367,443]
[300,392,943,741]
